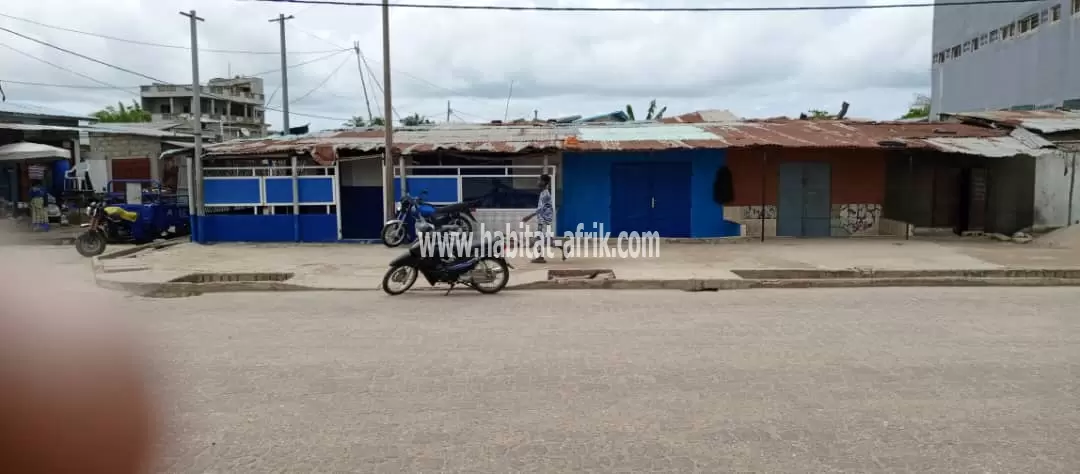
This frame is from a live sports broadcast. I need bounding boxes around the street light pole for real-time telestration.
[180,10,205,242]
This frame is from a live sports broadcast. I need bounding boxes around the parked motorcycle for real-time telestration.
[381,224,511,296]
[74,199,187,257]
[380,191,478,247]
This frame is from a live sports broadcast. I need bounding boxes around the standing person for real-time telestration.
[28,180,48,232]
[521,174,553,264]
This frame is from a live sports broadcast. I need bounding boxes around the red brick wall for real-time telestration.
[726,147,886,206]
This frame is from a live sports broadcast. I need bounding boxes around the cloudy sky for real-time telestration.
[0,0,933,131]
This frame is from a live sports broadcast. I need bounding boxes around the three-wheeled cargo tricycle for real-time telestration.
[75,180,191,257]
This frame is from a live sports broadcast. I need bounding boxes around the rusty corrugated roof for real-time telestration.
[198,124,568,158]
[661,109,740,123]
[943,110,1080,134]
[924,129,1059,158]
[187,119,1036,160]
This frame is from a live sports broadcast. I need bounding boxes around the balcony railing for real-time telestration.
[141,85,264,102]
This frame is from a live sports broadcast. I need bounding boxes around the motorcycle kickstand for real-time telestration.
[444,283,456,296]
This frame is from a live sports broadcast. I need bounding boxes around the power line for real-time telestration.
[262,104,350,121]
[0,12,344,55]
[290,53,351,104]
[0,26,167,84]
[3,27,357,123]
[241,0,1043,12]
[248,48,350,77]
[0,79,139,90]
[0,43,139,96]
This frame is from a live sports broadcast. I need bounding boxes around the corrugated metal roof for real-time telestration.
[196,125,570,158]
[661,109,740,123]
[0,101,92,120]
[945,110,1080,134]
[186,119,1052,160]
[923,129,1059,157]
[0,122,192,138]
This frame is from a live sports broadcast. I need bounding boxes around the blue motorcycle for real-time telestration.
[380,191,478,247]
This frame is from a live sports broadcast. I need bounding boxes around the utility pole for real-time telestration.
[269,13,294,133]
[180,10,204,243]
[382,0,398,219]
[352,41,374,124]
[446,100,451,123]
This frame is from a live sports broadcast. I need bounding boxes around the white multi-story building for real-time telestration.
[140,76,269,140]
[931,0,1080,117]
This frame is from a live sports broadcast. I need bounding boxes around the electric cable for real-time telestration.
[240,0,1044,12]
[0,12,344,55]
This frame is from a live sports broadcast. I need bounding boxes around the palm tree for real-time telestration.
[625,99,667,121]
[90,100,151,123]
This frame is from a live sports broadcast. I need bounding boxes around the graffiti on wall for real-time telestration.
[837,203,882,235]
[741,205,777,220]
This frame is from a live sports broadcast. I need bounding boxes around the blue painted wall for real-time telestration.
[560,150,740,238]
[197,214,337,243]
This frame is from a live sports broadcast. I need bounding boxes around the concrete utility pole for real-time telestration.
[381,0,398,219]
[180,10,204,242]
[269,13,294,133]
[447,100,451,123]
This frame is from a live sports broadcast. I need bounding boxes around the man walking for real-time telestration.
[521,174,553,264]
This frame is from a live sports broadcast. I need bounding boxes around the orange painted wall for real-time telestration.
[725,147,887,206]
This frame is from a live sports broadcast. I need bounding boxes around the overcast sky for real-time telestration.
[0,0,933,131]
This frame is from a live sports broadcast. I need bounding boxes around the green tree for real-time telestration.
[806,109,831,119]
[899,94,931,119]
[625,99,667,121]
[400,113,433,126]
[343,116,385,127]
[90,100,151,123]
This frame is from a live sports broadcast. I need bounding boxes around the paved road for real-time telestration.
[124,286,1079,473]
[5,246,1080,472]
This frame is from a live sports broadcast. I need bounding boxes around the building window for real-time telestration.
[963,41,972,52]
[1052,4,1061,21]
[1041,9,1049,23]
[990,29,1000,42]
[1002,23,1015,39]
[980,33,988,46]
[951,45,962,57]
[159,104,171,114]
[1074,0,1080,15]
[972,36,981,50]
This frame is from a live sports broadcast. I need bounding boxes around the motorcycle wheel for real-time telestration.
[470,257,510,294]
[381,222,406,247]
[449,216,473,233]
[75,231,107,258]
[382,265,418,295]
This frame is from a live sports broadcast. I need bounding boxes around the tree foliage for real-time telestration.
[91,100,151,123]
[900,94,931,119]
[343,116,385,127]
[806,109,832,119]
[625,99,667,121]
[400,113,433,126]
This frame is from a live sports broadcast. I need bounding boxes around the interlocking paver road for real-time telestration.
[128,286,1080,473]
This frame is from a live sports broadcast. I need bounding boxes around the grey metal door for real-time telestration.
[776,162,831,237]
[777,163,804,237]
[801,162,831,237]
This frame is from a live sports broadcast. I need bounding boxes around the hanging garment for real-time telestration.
[712,165,734,204]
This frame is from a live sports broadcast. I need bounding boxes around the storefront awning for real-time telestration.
[0,141,71,162]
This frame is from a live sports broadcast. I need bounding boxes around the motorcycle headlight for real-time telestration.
[85,206,93,216]
[394,202,401,212]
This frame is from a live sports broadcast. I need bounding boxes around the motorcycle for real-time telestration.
[381,191,478,247]
[381,224,512,296]
[75,198,188,257]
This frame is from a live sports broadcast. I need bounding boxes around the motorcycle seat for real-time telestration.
[104,206,139,222]
[434,202,471,215]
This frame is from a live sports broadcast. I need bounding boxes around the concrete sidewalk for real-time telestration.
[91,237,1080,295]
